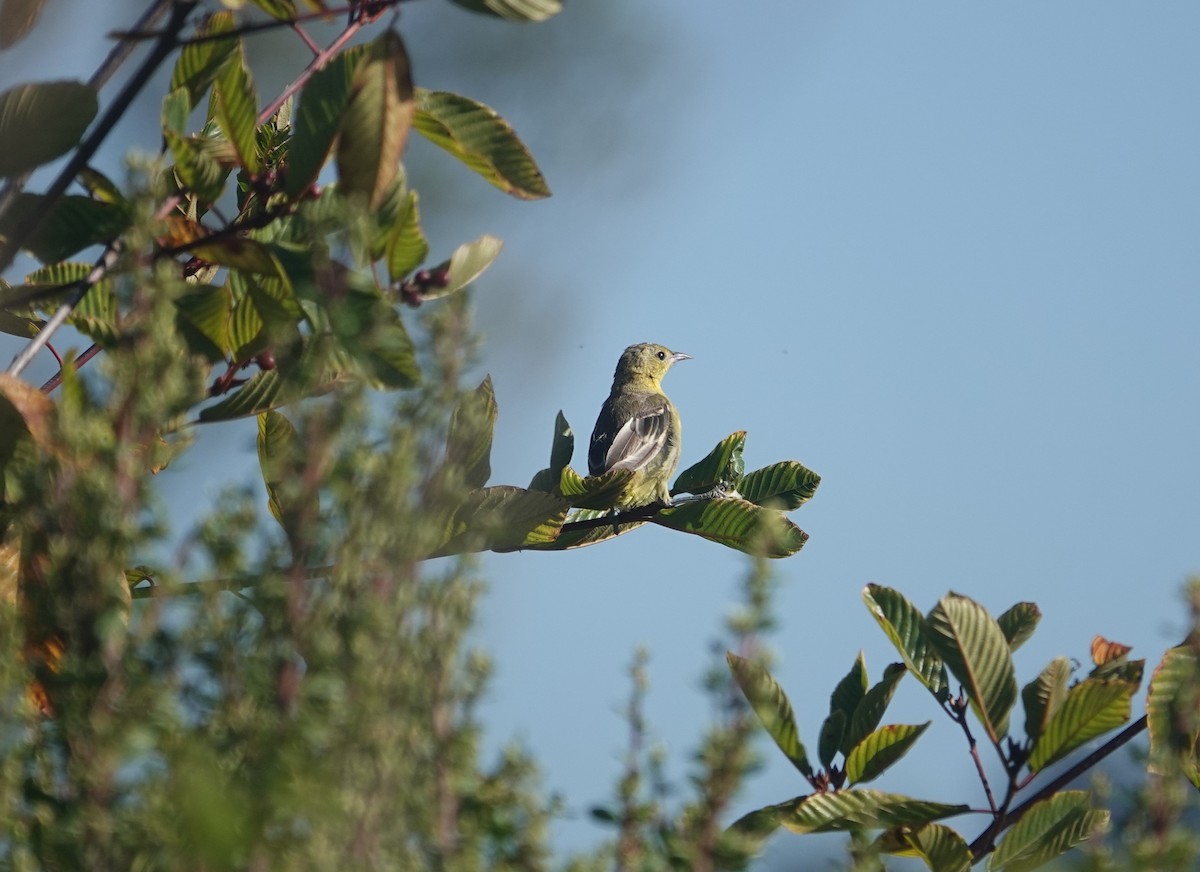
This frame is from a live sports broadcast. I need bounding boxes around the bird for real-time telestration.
[588,343,691,509]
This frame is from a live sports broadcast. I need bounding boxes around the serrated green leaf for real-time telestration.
[989,791,1109,872]
[198,369,283,422]
[0,80,97,177]
[170,12,237,111]
[444,0,561,22]
[780,789,970,835]
[22,261,116,344]
[520,506,645,551]
[349,303,419,389]
[863,585,950,702]
[413,89,550,199]
[213,45,261,175]
[385,190,429,280]
[727,652,812,777]
[174,284,232,362]
[652,497,807,558]
[928,593,1019,743]
[830,652,869,728]
[1146,644,1200,788]
[997,602,1041,653]
[161,87,191,135]
[877,822,972,872]
[0,309,41,338]
[818,710,845,770]
[844,663,908,756]
[557,466,633,510]
[529,411,574,493]
[441,377,496,491]
[1021,657,1071,744]
[434,485,569,556]
[671,431,746,497]
[257,409,313,534]
[285,46,364,198]
[0,194,129,263]
[166,129,228,203]
[248,0,297,18]
[68,281,117,346]
[846,722,930,786]
[336,30,414,209]
[1027,678,1136,773]
[737,460,820,509]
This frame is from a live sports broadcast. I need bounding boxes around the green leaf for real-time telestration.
[0,309,41,338]
[193,236,285,277]
[22,261,115,344]
[213,44,261,175]
[0,0,47,49]
[557,466,633,510]
[829,652,869,730]
[927,593,1019,743]
[434,485,569,556]
[1021,657,1071,744]
[877,823,972,872]
[441,377,497,491]
[778,789,970,835]
[0,194,129,263]
[444,0,561,25]
[988,791,1109,872]
[520,506,645,551]
[863,585,950,702]
[0,80,97,177]
[652,497,808,558]
[170,12,238,110]
[727,801,794,856]
[818,710,846,771]
[997,602,1041,652]
[249,0,297,19]
[336,30,414,209]
[165,129,228,203]
[529,411,574,493]
[1027,678,1137,773]
[845,722,931,786]
[413,89,551,199]
[384,190,429,281]
[257,409,313,534]
[671,431,746,497]
[198,369,283,422]
[844,663,908,755]
[285,46,364,198]
[737,460,820,509]
[1146,644,1200,788]
[726,652,813,777]
[421,234,503,300]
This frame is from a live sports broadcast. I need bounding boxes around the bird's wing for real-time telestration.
[600,400,671,474]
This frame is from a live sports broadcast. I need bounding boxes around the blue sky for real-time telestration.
[3,1,1199,864]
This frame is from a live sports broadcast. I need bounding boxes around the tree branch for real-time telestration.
[0,1,197,278]
[968,714,1149,860]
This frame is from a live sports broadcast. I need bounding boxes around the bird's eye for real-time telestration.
[656,351,666,360]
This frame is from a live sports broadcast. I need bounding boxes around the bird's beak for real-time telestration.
[670,352,692,363]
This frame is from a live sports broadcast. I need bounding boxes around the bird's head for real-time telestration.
[614,343,692,387]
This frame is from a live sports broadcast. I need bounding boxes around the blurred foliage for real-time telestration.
[0,2,1196,871]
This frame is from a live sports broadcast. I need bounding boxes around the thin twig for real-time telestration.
[40,343,101,393]
[0,1,197,278]
[0,0,176,228]
[256,17,369,125]
[7,242,120,377]
[968,714,1149,860]
[949,695,1000,814]
[111,0,407,46]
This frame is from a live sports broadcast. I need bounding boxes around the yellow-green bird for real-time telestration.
[589,343,691,509]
